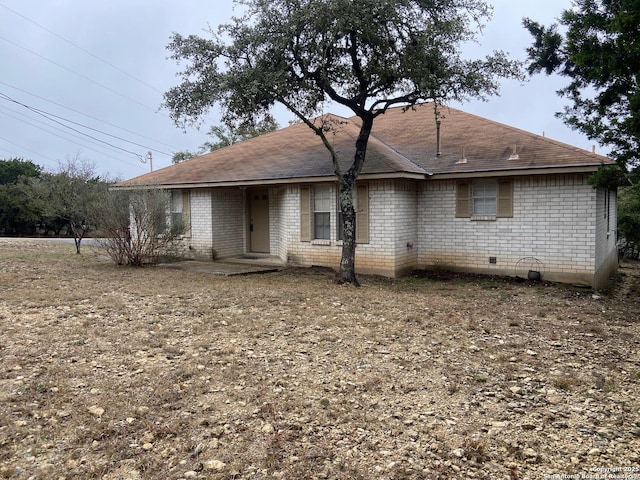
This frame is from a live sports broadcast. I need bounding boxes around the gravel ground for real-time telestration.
[0,238,639,480]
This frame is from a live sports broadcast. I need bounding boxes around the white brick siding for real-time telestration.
[594,187,618,287]
[185,188,245,260]
[177,173,616,287]
[270,185,298,262]
[276,180,417,276]
[211,188,246,259]
[418,174,614,286]
[186,188,213,258]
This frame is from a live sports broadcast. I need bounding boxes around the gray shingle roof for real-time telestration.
[116,103,612,187]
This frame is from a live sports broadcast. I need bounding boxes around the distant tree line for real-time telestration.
[0,157,111,242]
[0,157,187,262]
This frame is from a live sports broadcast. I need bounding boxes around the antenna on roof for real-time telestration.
[436,120,442,156]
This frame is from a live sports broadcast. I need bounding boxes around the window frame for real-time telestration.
[313,184,332,240]
[456,179,512,219]
[169,189,190,236]
[300,183,369,244]
[472,179,498,216]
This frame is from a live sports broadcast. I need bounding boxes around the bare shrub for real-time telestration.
[97,188,186,266]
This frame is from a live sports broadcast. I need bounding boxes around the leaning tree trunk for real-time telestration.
[335,113,374,286]
[337,178,359,286]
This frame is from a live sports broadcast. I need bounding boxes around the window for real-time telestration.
[472,179,497,216]
[170,190,190,234]
[313,184,331,240]
[300,183,369,243]
[171,190,183,226]
[456,179,512,218]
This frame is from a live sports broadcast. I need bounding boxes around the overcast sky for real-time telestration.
[0,0,597,180]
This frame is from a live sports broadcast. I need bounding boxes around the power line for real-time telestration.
[0,2,165,95]
[40,110,172,156]
[0,145,21,158]
[0,92,174,158]
[0,3,210,170]
[0,104,143,166]
[0,81,181,152]
[0,92,148,160]
[0,34,165,115]
[1,96,172,156]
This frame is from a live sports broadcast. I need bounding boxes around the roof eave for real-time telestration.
[111,163,605,190]
[111,171,430,190]
[430,163,605,180]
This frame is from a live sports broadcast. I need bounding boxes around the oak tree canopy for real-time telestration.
[164,0,522,285]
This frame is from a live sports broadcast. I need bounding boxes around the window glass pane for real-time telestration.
[474,199,496,215]
[314,185,331,212]
[472,180,497,215]
[171,190,183,213]
[171,212,183,227]
[314,212,330,239]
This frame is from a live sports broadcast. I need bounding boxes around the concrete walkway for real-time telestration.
[159,257,284,276]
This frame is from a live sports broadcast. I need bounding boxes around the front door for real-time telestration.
[249,190,270,253]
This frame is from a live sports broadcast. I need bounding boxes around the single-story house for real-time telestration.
[115,103,618,288]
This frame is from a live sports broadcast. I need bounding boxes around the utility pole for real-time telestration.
[146,151,153,172]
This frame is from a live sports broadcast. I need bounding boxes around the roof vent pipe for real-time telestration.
[436,120,441,156]
[508,144,519,161]
[456,148,467,164]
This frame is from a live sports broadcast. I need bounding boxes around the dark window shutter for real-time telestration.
[497,180,513,218]
[456,182,471,217]
[355,184,369,244]
[182,191,191,234]
[300,186,311,241]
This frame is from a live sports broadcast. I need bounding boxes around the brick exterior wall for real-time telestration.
[185,188,245,260]
[273,180,418,276]
[269,186,291,261]
[418,174,613,286]
[177,174,617,287]
[594,187,619,288]
[212,188,246,259]
[185,188,213,258]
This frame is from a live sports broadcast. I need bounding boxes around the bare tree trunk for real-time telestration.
[335,113,373,286]
[337,179,359,286]
[70,220,84,254]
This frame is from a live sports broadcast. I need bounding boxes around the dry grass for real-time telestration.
[1,239,639,479]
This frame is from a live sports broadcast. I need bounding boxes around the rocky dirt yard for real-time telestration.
[0,238,639,480]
